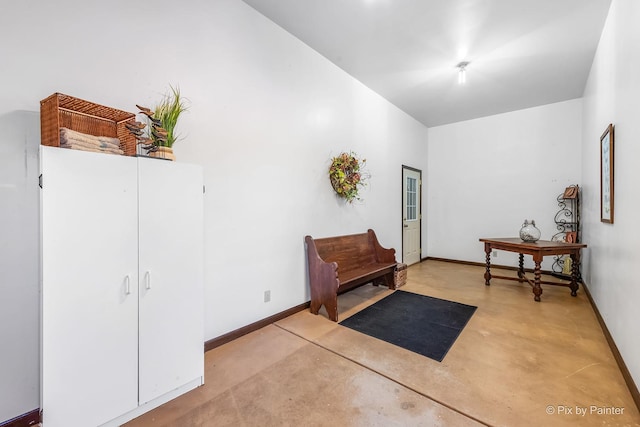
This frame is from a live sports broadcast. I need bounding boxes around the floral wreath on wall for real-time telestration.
[329,151,369,203]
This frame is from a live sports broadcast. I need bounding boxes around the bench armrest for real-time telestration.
[368,229,397,263]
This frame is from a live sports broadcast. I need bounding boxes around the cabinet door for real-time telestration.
[40,147,139,427]
[137,158,204,404]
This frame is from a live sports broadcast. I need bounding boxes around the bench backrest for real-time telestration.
[313,232,377,273]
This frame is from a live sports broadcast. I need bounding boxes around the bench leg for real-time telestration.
[310,292,338,322]
[325,296,338,322]
[372,273,395,290]
[308,263,340,321]
[310,299,321,316]
[384,272,395,289]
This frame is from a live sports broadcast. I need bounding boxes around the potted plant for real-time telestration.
[128,85,188,161]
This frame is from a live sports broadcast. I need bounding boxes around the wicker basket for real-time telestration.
[40,93,137,156]
[394,263,408,289]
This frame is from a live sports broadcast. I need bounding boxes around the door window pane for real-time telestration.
[406,177,417,221]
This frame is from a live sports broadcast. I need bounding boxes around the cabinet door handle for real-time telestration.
[124,275,131,295]
[145,271,152,290]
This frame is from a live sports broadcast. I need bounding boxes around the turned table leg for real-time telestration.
[517,253,525,280]
[533,256,543,302]
[570,250,581,296]
[484,243,492,286]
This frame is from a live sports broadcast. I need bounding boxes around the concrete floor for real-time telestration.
[124,260,640,426]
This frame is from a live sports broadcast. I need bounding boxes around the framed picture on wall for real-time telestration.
[600,123,614,223]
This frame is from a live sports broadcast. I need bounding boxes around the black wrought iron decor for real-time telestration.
[551,185,580,276]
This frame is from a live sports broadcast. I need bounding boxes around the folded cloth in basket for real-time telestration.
[60,140,124,155]
[60,127,122,149]
[59,128,124,155]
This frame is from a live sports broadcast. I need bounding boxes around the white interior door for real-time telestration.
[137,158,204,404]
[402,167,421,265]
[41,147,139,427]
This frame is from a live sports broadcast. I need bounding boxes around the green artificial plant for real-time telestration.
[151,85,188,147]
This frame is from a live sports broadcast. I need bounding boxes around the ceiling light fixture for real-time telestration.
[457,61,469,85]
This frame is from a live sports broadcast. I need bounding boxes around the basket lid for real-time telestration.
[43,93,135,123]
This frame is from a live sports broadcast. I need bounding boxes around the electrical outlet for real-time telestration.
[492,251,498,257]
[264,290,271,303]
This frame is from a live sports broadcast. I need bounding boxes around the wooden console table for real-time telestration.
[479,238,587,301]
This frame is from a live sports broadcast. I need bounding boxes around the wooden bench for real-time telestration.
[305,229,397,322]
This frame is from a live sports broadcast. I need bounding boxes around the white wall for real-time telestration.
[427,99,582,270]
[581,0,640,388]
[0,0,428,421]
[174,0,428,337]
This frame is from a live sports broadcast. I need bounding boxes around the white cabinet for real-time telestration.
[137,157,205,405]
[40,146,204,427]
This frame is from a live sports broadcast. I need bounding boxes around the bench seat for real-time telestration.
[337,263,397,290]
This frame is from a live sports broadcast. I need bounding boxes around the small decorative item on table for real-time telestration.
[519,219,541,242]
[394,263,408,289]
